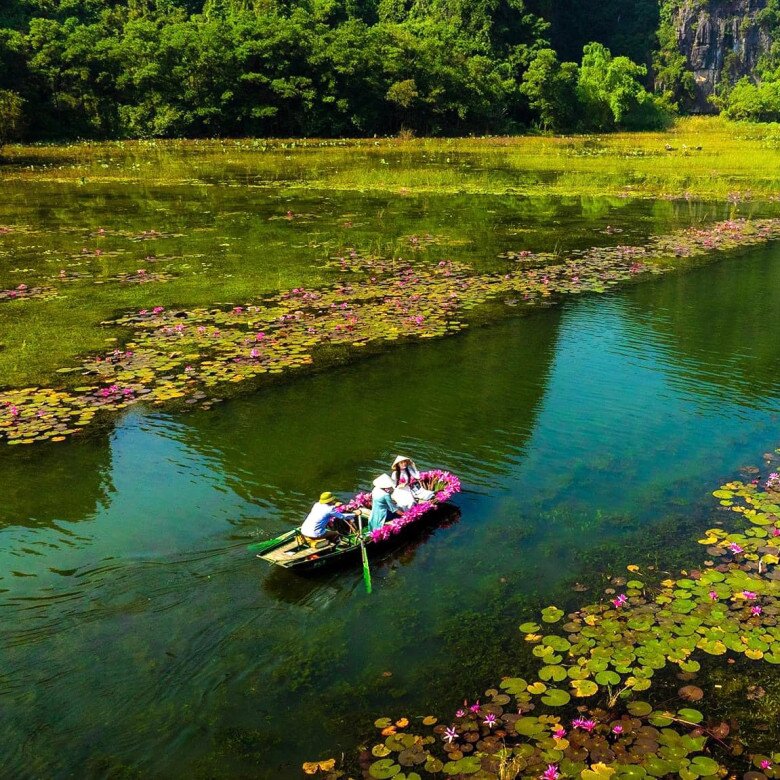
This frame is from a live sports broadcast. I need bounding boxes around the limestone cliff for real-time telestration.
[669,0,773,111]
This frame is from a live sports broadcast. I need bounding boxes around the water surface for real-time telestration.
[1,241,779,777]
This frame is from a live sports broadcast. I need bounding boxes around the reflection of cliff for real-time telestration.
[625,243,780,403]
[173,308,563,506]
[0,432,112,528]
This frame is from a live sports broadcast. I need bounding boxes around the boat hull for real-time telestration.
[255,502,458,572]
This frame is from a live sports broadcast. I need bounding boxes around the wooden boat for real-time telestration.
[252,470,461,572]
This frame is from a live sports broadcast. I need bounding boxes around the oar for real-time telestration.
[357,513,372,594]
[247,535,286,553]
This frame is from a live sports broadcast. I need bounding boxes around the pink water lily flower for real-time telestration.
[483,713,497,729]
[612,724,623,734]
[729,543,744,554]
[612,594,628,608]
[751,605,763,616]
[743,590,758,600]
[541,765,559,780]
[469,700,481,713]
[760,760,773,771]
[552,727,567,739]
[455,709,466,718]
[709,591,718,601]
[443,726,458,744]
[572,717,596,732]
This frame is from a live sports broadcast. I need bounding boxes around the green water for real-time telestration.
[0,170,769,388]
[1,238,780,776]
[1,145,780,776]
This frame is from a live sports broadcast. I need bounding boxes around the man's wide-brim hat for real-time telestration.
[319,491,338,504]
[373,474,394,490]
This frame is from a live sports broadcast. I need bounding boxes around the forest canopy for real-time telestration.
[0,0,772,140]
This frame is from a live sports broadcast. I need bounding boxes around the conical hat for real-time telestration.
[392,455,413,468]
[373,473,394,490]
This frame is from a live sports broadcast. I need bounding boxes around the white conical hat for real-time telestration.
[392,455,413,468]
[373,473,394,490]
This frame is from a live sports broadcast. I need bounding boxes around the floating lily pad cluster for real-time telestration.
[0,283,57,303]
[302,458,780,779]
[2,218,780,446]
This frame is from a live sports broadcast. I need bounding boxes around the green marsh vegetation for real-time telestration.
[1,122,780,440]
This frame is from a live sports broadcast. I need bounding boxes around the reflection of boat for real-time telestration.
[256,502,460,572]
[254,471,461,572]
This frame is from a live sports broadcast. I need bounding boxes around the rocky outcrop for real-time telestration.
[671,0,773,112]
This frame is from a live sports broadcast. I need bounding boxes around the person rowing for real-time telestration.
[300,491,353,547]
[390,455,434,509]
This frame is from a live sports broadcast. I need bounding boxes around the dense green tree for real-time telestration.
[0,0,681,140]
[520,48,578,130]
[578,42,670,130]
[0,88,24,148]
[719,76,780,122]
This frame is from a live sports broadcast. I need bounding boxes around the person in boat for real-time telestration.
[369,474,400,532]
[390,455,434,509]
[300,492,350,546]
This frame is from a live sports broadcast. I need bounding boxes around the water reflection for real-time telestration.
[0,248,779,777]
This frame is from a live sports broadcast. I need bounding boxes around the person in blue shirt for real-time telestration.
[300,492,350,546]
[369,474,400,532]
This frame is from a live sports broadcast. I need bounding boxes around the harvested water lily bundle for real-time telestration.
[341,471,462,542]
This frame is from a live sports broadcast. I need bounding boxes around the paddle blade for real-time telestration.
[361,543,372,594]
[248,537,283,553]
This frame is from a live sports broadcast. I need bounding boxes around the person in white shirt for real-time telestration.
[300,492,349,546]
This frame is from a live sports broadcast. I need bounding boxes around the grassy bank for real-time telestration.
[2,118,780,201]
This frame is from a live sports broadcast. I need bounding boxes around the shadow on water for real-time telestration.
[0,429,113,528]
[175,305,564,519]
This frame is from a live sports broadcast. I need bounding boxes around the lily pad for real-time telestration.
[540,688,570,707]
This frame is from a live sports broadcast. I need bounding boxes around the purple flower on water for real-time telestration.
[444,726,458,744]
[729,543,744,554]
[552,727,567,739]
[760,760,773,771]
[743,590,758,600]
[572,717,596,732]
[612,724,623,734]
[469,700,481,713]
[612,594,628,608]
[541,765,559,780]
[455,709,466,718]
[751,605,763,616]
[483,713,497,729]
[709,591,719,601]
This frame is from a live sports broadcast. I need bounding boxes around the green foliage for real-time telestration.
[653,0,696,110]
[519,48,578,130]
[578,42,671,131]
[521,42,671,132]
[0,0,676,139]
[0,88,23,147]
[720,76,780,123]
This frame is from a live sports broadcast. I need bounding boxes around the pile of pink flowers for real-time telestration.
[341,470,461,542]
